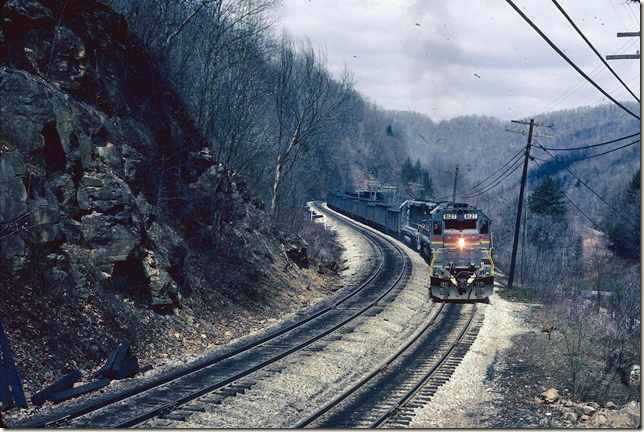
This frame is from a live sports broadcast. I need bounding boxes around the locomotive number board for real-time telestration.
[443,213,478,220]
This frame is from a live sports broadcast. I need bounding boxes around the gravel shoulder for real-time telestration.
[410,283,532,428]
[411,281,640,429]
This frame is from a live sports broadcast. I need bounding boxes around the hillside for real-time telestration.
[0,0,339,396]
[384,104,639,201]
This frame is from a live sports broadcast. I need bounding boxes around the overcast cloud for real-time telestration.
[276,0,641,121]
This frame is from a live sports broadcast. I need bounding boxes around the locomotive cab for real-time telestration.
[429,203,494,301]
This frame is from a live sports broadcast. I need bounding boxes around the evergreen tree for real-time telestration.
[628,168,640,193]
[413,159,422,182]
[385,125,394,136]
[606,170,640,261]
[421,169,434,198]
[528,176,566,216]
[400,157,414,183]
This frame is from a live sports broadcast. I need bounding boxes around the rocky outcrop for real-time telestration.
[284,236,309,269]
[535,390,640,428]
[0,0,259,311]
[0,0,339,408]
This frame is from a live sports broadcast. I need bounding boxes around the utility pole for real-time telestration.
[507,119,534,289]
[606,32,640,60]
[452,165,459,202]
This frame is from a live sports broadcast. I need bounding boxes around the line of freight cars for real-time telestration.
[326,190,495,301]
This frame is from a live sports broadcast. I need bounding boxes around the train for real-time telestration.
[326,190,494,301]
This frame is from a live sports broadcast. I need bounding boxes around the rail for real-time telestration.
[21,202,410,428]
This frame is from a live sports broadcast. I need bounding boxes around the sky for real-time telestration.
[276,0,641,121]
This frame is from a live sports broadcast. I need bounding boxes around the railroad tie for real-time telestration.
[388,420,412,427]
[182,405,206,412]
[159,413,187,421]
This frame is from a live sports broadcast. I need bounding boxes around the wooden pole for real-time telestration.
[451,165,459,202]
[508,119,534,289]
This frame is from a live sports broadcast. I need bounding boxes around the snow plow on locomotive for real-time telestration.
[327,191,494,301]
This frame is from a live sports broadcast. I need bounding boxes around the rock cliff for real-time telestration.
[0,0,335,393]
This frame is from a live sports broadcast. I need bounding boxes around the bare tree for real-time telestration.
[269,34,354,217]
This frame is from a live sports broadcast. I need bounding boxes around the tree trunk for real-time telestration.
[270,154,284,216]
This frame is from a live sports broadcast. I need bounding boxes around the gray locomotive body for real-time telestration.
[326,191,495,301]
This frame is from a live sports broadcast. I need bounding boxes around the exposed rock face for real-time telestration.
[0,0,262,311]
[284,236,309,269]
[557,399,640,428]
[0,0,338,405]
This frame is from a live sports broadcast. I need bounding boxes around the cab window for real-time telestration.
[480,220,489,234]
[433,221,442,235]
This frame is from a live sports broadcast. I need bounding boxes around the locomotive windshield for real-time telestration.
[444,220,477,230]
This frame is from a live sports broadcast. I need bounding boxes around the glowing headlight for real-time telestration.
[458,238,465,249]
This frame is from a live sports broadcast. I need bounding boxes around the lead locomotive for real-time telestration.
[327,191,494,301]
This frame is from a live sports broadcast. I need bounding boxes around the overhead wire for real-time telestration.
[532,159,605,232]
[535,37,638,116]
[536,139,640,163]
[535,140,639,229]
[625,1,640,28]
[591,71,641,106]
[505,0,640,120]
[434,147,526,201]
[459,158,524,198]
[550,0,640,103]
[458,147,524,194]
[608,0,634,29]
[538,131,640,151]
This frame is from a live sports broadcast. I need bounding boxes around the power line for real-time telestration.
[538,132,640,151]
[457,147,524,196]
[532,159,605,232]
[460,158,524,198]
[535,37,638,116]
[551,0,640,103]
[505,0,640,120]
[530,155,550,162]
[535,141,639,229]
[434,148,525,201]
[537,139,640,163]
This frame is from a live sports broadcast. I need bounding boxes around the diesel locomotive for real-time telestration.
[327,190,494,301]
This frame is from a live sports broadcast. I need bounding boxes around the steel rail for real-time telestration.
[292,303,447,428]
[22,202,401,428]
[370,303,477,428]
[112,203,410,428]
[116,248,409,428]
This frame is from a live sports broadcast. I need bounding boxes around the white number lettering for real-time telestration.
[443,214,457,220]
[464,213,478,219]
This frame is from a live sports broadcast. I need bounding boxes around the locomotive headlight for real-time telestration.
[458,238,465,249]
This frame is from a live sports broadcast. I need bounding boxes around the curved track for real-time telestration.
[20,202,412,428]
[294,302,481,428]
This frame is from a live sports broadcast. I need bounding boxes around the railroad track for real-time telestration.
[294,302,482,428]
[19,202,412,428]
